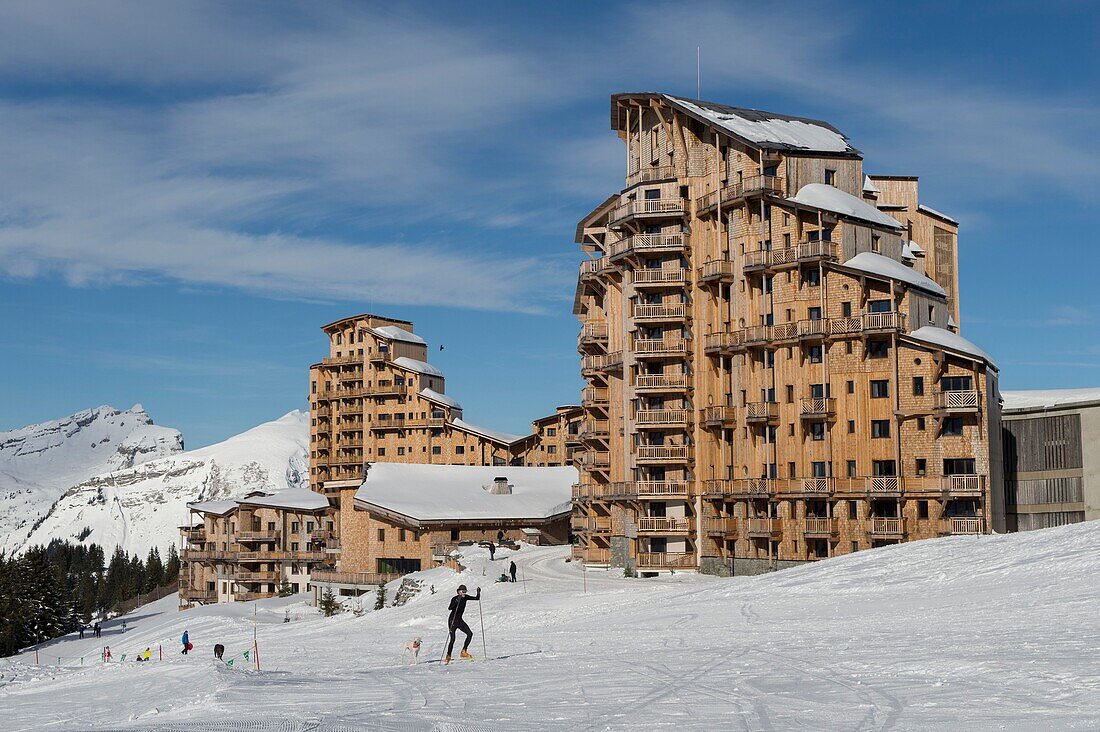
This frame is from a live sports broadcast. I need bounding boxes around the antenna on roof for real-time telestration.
[696,46,701,99]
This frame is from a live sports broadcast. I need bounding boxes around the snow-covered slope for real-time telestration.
[0,405,182,552]
[6,521,1100,730]
[17,411,309,558]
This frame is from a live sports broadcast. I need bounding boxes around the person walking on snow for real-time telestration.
[181,630,190,655]
[509,560,517,583]
[93,622,101,638]
[487,540,495,561]
[443,584,480,664]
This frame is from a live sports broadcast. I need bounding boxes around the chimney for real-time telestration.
[491,477,512,495]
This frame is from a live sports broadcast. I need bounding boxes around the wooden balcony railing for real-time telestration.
[635,409,689,425]
[744,401,779,422]
[862,311,908,332]
[609,233,686,259]
[626,165,676,186]
[636,552,696,568]
[580,323,609,343]
[321,354,362,366]
[870,517,905,535]
[802,518,838,536]
[935,390,980,411]
[633,303,686,320]
[237,530,279,542]
[866,476,901,494]
[744,241,839,270]
[635,374,689,390]
[746,518,781,536]
[632,268,688,286]
[943,517,984,535]
[636,445,690,461]
[945,475,985,495]
[581,352,623,373]
[581,387,609,406]
[698,259,737,282]
[609,198,686,225]
[576,546,612,564]
[695,175,784,214]
[633,338,687,355]
[310,570,404,586]
[579,420,610,438]
[702,405,737,425]
[704,517,739,535]
[801,477,834,494]
[578,451,611,469]
[799,397,836,418]
[798,319,829,338]
[637,517,692,532]
[234,570,279,582]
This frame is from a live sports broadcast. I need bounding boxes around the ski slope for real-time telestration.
[4,521,1100,731]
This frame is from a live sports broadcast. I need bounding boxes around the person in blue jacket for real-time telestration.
[181,630,190,655]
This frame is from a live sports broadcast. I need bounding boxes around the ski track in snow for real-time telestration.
[5,521,1100,730]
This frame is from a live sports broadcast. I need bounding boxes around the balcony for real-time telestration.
[368,351,393,364]
[636,552,696,569]
[698,259,737,284]
[743,241,839,272]
[800,477,835,494]
[234,570,279,582]
[942,517,985,535]
[632,269,688,287]
[237,530,279,543]
[180,588,217,603]
[636,445,691,463]
[579,257,606,280]
[635,409,689,427]
[944,475,986,496]
[694,175,784,216]
[581,351,624,376]
[579,323,609,348]
[802,518,838,537]
[635,374,689,392]
[366,383,409,397]
[579,420,610,440]
[702,406,737,427]
[744,401,779,423]
[637,517,692,533]
[704,330,742,355]
[578,450,611,470]
[576,546,612,565]
[626,165,677,186]
[797,318,829,339]
[704,517,739,536]
[870,517,906,537]
[402,417,448,429]
[609,233,686,261]
[581,387,609,408]
[633,338,687,357]
[862,311,908,333]
[321,354,362,366]
[328,454,366,465]
[799,397,836,420]
[235,591,277,601]
[311,570,404,586]
[746,518,781,537]
[632,303,687,321]
[608,197,686,226]
[866,476,901,495]
[935,390,980,413]
[615,481,690,499]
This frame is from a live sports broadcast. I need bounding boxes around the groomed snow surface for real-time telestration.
[6,521,1100,731]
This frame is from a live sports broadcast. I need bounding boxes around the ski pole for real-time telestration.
[478,592,487,660]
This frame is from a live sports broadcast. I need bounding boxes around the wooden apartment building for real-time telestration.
[572,93,1003,575]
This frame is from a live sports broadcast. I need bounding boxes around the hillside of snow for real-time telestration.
[17,411,310,559]
[0,405,182,553]
[5,521,1100,730]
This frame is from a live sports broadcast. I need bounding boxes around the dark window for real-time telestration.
[805,269,821,287]
[644,188,661,200]
[942,375,973,391]
[377,558,421,574]
[810,422,825,441]
[870,380,889,398]
[868,300,892,313]
[847,461,857,478]
[913,376,925,396]
[811,461,827,477]
[867,341,889,358]
[847,380,855,394]
[944,458,976,475]
[842,301,852,317]
[808,306,822,320]
[824,169,836,185]
[872,460,897,476]
[450,529,460,541]
[871,420,891,438]
[808,345,823,363]
[848,499,858,516]
[377,529,385,541]
[431,446,442,455]
[916,416,926,431]
[764,165,778,176]
[918,501,929,519]
[456,446,465,455]
[942,417,964,436]
[916,458,927,476]
[848,420,855,434]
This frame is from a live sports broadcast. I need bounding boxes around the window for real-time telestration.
[546,428,557,436]
[805,269,821,287]
[548,445,557,454]
[872,460,897,476]
[808,345,823,363]
[765,164,779,177]
[868,300,892,313]
[942,375,973,391]
[848,499,858,517]
[307,521,315,532]
[871,420,891,438]
[916,416,926,431]
[456,446,465,455]
[399,528,406,542]
[291,542,299,551]
[808,306,822,320]
[842,301,852,317]
[871,235,881,253]
[851,541,859,553]
[916,458,927,476]
[824,169,836,185]
[644,188,661,200]
[867,340,889,358]
[848,420,855,434]
[810,422,825,441]
[397,446,406,456]
[812,461,827,477]
[944,458,976,475]
[450,529,460,541]
[762,275,773,294]
[291,521,299,532]
[432,446,442,455]
[377,447,386,456]
[942,417,964,436]
[846,341,853,355]
[913,376,925,396]
[786,385,794,403]
[377,529,385,541]
[870,380,890,398]
[788,461,797,477]
[918,501,929,519]
[847,380,855,394]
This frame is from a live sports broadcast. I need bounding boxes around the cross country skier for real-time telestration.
[443,584,480,664]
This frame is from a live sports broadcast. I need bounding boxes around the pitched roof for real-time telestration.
[789,184,905,230]
[1002,388,1100,412]
[907,326,996,367]
[419,387,462,411]
[393,356,444,378]
[841,251,947,297]
[236,488,330,512]
[370,325,426,346]
[452,418,527,445]
[918,203,958,226]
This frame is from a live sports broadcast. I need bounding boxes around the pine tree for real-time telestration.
[374,583,387,610]
[318,588,340,617]
[102,546,129,612]
[144,547,164,592]
[164,545,180,585]
[278,579,294,598]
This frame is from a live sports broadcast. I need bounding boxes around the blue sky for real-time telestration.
[1,1,1098,447]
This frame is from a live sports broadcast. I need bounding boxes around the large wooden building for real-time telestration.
[571,93,1002,575]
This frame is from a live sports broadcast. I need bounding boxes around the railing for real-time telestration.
[310,530,334,542]
[237,530,279,542]
[799,397,836,418]
[943,517,984,535]
[580,323,609,343]
[635,409,689,425]
[321,355,362,366]
[577,547,612,564]
[632,268,687,285]
[234,591,275,602]
[310,570,404,586]
[365,383,409,396]
[704,517,739,534]
[637,517,692,532]
[636,445,690,461]
[945,475,985,494]
[801,477,834,494]
[609,198,686,224]
[180,588,217,602]
[579,258,605,277]
[579,451,611,468]
[798,241,840,261]
[866,476,901,494]
[328,454,366,465]
[635,374,689,390]
[579,420,610,438]
[862,312,907,332]
[744,401,779,421]
[609,233,686,259]
[633,338,687,355]
[746,518,780,535]
[636,552,696,568]
[633,303,686,320]
[699,259,737,281]
[581,387,609,406]
[626,165,676,186]
[935,390,980,411]
[798,319,828,338]
[702,405,737,425]
[704,330,742,352]
[635,481,690,498]
[695,175,784,213]
[402,417,448,429]
[368,351,393,363]
[234,570,279,582]
[431,543,459,559]
[871,517,905,535]
[581,352,623,373]
[802,518,838,536]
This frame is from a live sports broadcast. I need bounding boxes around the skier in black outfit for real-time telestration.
[509,561,517,583]
[444,584,480,664]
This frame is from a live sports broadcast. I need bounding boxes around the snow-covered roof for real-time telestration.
[901,242,917,261]
[419,387,462,411]
[187,499,239,516]
[664,95,856,154]
[907,326,996,367]
[452,418,528,445]
[789,184,905,230]
[237,488,330,512]
[370,325,426,346]
[947,314,958,329]
[355,463,577,522]
[1002,388,1100,412]
[918,204,958,225]
[393,356,444,378]
[907,240,925,254]
[863,175,880,194]
[842,251,947,297]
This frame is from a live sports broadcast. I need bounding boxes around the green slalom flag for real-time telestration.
[226,659,234,666]
[243,650,250,661]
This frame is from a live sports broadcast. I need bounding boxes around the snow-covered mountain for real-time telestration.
[0,404,183,552]
[17,410,309,558]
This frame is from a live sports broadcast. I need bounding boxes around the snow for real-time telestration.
[862,174,880,193]
[0,404,183,553]
[1002,388,1100,411]
[418,387,462,411]
[18,411,309,558]
[843,251,947,297]
[370,325,426,346]
[666,95,855,153]
[237,487,329,512]
[392,356,444,378]
[452,417,527,445]
[907,239,925,254]
[789,183,905,230]
[185,499,238,516]
[7,521,1100,730]
[918,203,958,225]
[355,463,576,521]
[908,326,997,367]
